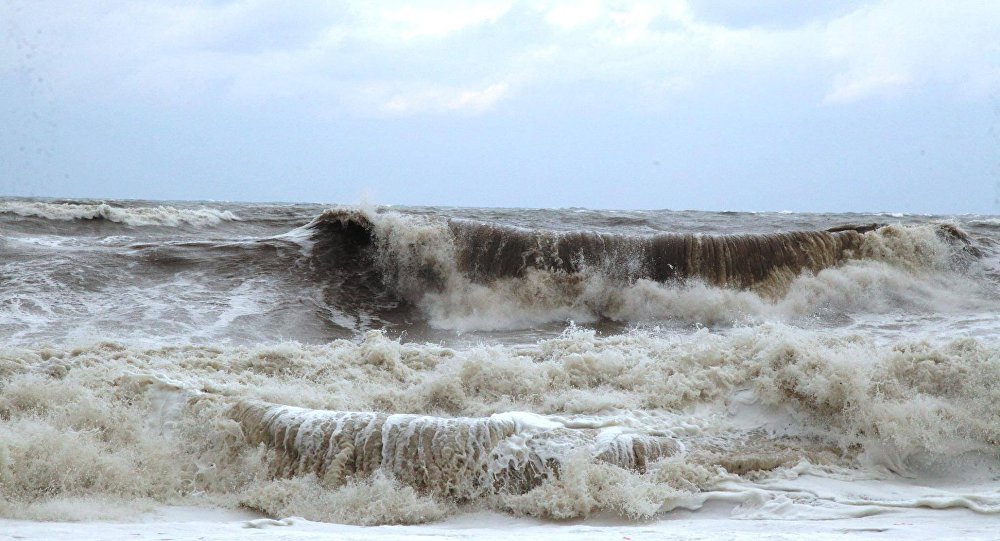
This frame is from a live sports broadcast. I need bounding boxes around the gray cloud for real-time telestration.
[1,0,998,212]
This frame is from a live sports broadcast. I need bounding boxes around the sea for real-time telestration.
[1,197,999,538]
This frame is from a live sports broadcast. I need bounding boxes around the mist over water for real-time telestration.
[1,197,1000,524]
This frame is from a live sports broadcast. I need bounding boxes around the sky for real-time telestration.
[1,0,999,213]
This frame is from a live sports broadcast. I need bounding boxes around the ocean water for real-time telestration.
[1,197,999,525]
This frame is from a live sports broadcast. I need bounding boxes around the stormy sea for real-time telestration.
[2,197,999,539]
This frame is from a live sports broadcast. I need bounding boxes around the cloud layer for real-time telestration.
[5,0,998,115]
[1,0,998,213]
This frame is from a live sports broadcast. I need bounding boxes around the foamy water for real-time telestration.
[1,198,998,530]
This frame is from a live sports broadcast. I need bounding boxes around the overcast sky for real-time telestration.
[2,0,999,213]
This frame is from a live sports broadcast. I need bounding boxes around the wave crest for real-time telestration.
[0,201,240,227]
[229,400,679,500]
[300,209,987,331]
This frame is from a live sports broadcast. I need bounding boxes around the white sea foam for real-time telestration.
[1,326,998,523]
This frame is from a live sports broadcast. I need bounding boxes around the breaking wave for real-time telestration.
[295,209,988,331]
[0,201,240,227]
[0,204,993,343]
[2,327,999,523]
[229,400,679,500]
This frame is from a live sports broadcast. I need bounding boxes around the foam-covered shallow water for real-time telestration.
[1,197,999,529]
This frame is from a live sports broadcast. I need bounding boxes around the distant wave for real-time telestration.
[0,201,240,227]
[969,217,1000,228]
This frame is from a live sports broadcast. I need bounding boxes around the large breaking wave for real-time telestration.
[296,208,987,331]
[0,202,993,342]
